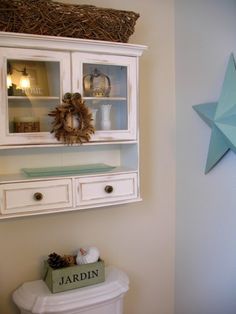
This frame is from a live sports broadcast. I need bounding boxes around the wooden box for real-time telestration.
[14,121,40,133]
[43,260,105,293]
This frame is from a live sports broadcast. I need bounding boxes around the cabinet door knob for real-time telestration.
[34,192,43,201]
[104,185,113,194]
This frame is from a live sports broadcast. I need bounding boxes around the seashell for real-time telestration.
[76,246,100,265]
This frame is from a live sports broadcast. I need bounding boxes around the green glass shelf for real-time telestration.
[22,163,115,177]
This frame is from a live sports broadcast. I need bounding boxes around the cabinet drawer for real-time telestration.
[76,173,137,206]
[0,179,72,214]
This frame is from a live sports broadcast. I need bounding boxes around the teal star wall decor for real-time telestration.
[193,53,236,174]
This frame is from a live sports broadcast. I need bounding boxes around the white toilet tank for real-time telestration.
[13,267,129,314]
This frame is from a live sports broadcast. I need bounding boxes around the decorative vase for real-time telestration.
[100,104,112,130]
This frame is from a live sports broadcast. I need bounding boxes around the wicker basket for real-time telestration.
[0,0,139,43]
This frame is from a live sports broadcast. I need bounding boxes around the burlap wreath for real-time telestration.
[48,93,95,145]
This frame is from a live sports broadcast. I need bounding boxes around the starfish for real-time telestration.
[193,54,236,173]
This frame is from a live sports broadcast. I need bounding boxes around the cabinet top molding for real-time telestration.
[0,31,147,57]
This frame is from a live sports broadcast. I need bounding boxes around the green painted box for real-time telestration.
[43,260,105,293]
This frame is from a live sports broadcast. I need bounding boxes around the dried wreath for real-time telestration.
[48,93,95,145]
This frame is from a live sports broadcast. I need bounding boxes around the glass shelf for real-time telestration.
[8,96,60,100]
[22,163,116,177]
[84,97,127,101]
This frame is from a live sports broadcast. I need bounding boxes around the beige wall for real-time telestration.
[0,1,175,313]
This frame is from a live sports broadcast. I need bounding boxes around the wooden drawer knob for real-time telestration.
[34,192,43,201]
[104,185,113,194]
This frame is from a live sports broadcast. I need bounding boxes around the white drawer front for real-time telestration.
[0,179,72,214]
[76,173,137,205]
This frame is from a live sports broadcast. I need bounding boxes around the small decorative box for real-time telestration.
[43,259,105,293]
[14,116,40,133]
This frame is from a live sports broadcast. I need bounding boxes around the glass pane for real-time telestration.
[82,63,128,131]
[6,59,60,133]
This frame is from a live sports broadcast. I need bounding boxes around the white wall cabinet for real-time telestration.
[0,32,146,219]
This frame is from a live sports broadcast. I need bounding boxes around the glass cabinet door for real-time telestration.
[72,53,137,141]
[0,48,70,146]
[7,59,61,134]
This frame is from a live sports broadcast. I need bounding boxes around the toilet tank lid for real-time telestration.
[12,266,129,313]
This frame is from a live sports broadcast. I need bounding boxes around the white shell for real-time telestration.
[76,247,100,265]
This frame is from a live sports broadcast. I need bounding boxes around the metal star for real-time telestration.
[193,54,236,173]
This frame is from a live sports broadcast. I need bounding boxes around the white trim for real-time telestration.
[0,31,147,57]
